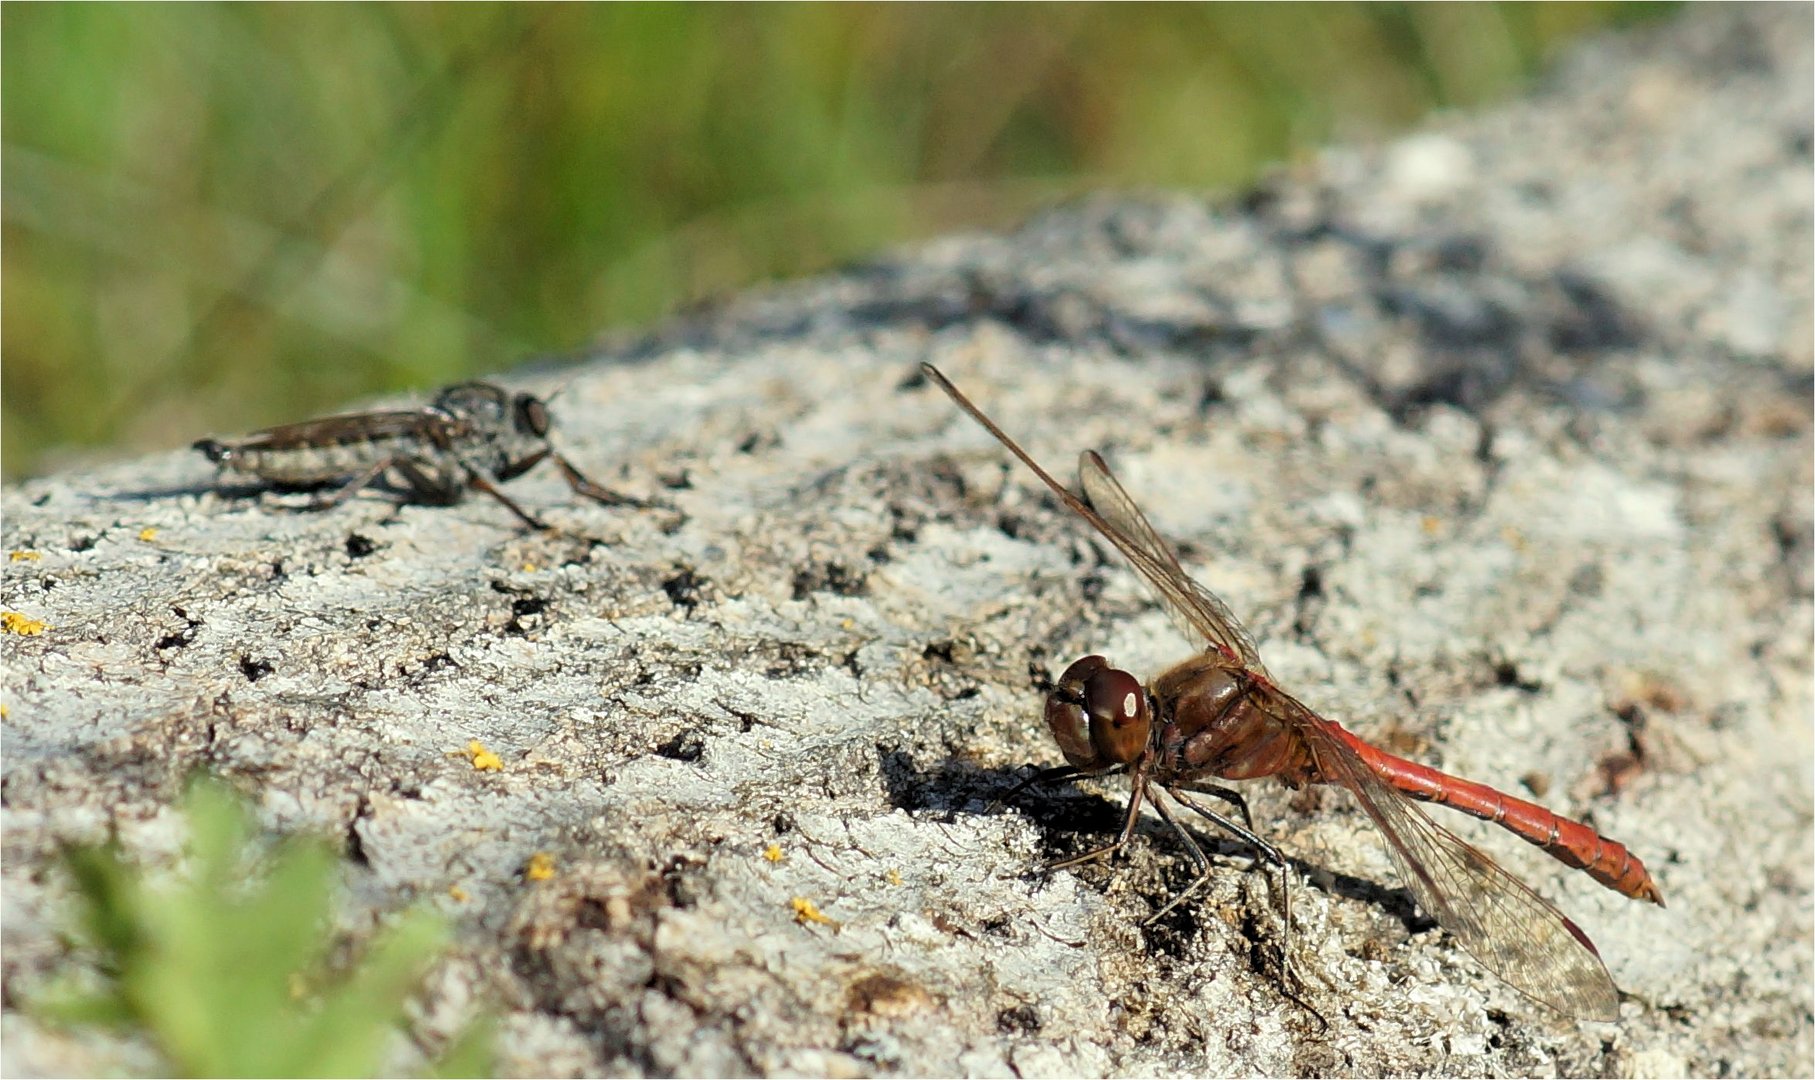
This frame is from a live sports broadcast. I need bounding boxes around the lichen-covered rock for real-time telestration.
[4,6,1809,1075]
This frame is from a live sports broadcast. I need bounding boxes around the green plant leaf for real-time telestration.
[26,978,137,1029]
[58,839,143,963]
[285,908,451,1077]
[424,1012,495,1080]
[180,777,254,896]
[32,776,489,1079]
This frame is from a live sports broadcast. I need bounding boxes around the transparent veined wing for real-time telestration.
[1076,450,1268,674]
[1259,687,1621,1020]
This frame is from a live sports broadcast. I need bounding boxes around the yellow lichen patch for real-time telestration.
[138,527,159,542]
[1420,515,1442,536]
[884,868,903,886]
[448,884,470,902]
[9,550,41,562]
[464,740,503,772]
[521,563,538,574]
[791,896,838,927]
[524,852,557,882]
[1,704,9,720]
[762,843,785,863]
[2,612,48,636]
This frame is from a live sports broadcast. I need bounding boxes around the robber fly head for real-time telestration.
[429,382,557,481]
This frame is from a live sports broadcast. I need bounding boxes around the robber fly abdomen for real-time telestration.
[194,380,651,530]
[198,428,426,488]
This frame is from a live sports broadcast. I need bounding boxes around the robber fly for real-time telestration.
[194,381,649,529]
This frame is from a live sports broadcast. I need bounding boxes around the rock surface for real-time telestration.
[4,5,1810,1076]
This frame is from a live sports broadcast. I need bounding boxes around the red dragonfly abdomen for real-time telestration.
[1331,726,1665,906]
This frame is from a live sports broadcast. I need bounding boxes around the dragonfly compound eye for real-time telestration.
[1082,665,1149,765]
[515,394,551,438]
[1045,655,1111,768]
[1045,656,1149,767]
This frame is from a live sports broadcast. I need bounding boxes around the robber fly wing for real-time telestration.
[1075,450,1268,673]
[230,408,447,451]
[1269,691,1622,1021]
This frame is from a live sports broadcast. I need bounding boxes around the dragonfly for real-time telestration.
[194,381,652,530]
[923,363,1663,1021]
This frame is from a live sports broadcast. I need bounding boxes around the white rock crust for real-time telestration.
[3,7,1809,1076]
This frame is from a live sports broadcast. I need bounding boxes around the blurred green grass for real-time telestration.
[2,3,1671,479]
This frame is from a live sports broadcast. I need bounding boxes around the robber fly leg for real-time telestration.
[553,455,656,508]
[390,458,465,503]
[464,472,549,530]
[304,458,401,512]
[391,458,546,529]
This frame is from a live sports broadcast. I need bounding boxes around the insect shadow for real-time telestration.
[875,746,1429,936]
[101,480,267,504]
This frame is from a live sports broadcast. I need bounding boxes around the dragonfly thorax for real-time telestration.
[1152,653,1314,783]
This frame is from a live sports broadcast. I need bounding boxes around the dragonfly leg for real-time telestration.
[990,764,1090,813]
[1047,775,1148,872]
[1165,786,1287,890]
[1171,780,1257,834]
[1143,792,1216,925]
[1146,783,1286,925]
[1166,786,1323,1027]
[1169,780,1282,873]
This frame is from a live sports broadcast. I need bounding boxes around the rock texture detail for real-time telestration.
[4,6,1810,1076]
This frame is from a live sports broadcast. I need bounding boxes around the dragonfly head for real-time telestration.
[1045,655,1151,768]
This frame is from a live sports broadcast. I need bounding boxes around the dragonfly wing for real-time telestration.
[1076,450,1268,673]
[919,365,1266,672]
[1270,693,1621,1020]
